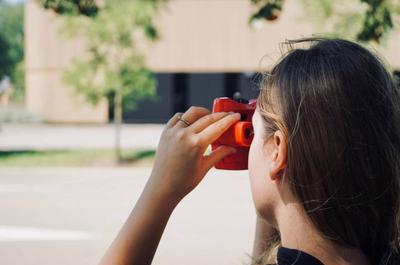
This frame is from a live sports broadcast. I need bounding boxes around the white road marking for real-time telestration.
[0,226,99,241]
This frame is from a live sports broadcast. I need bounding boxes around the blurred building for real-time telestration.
[25,0,400,123]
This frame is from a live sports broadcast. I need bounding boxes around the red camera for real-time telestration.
[211,97,257,170]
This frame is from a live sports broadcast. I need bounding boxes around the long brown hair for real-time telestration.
[256,38,400,264]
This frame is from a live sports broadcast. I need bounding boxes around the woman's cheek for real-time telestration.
[249,137,268,207]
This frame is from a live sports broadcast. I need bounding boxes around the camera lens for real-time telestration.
[244,128,253,139]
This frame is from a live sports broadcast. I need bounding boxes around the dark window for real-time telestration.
[121,74,174,123]
[173,73,189,113]
[120,72,260,124]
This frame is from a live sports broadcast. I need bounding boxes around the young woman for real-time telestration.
[99,38,400,265]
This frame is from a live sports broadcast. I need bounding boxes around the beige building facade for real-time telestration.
[25,0,400,123]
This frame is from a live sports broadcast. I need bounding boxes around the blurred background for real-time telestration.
[0,0,399,264]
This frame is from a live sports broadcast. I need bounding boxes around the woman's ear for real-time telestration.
[268,130,287,181]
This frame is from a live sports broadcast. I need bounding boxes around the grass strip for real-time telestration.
[0,149,156,167]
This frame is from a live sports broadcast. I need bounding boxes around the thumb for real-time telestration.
[203,145,237,170]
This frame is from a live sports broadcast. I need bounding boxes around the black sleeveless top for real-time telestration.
[277,246,324,265]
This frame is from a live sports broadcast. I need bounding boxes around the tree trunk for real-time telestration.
[114,89,123,163]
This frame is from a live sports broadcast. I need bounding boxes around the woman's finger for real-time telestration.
[188,112,231,133]
[197,112,241,145]
[165,112,184,129]
[174,106,210,129]
[203,145,237,171]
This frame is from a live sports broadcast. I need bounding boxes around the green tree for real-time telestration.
[249,0,399,43]
[0,1,24,101]
[41,0,98,17]
[41,0,166,161]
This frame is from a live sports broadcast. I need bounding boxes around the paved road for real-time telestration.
[0,167,256,265]
[0,124,164,150]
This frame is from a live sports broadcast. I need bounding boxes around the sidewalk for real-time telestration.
[0,166,254,265]
[0,123,165,150]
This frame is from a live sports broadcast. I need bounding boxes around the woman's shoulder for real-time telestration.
[277,246,324,265]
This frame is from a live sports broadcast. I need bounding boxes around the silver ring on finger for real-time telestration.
[177,115,191,127]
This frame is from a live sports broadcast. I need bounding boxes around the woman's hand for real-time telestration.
[99,106,241,265]
[147,106,241,202]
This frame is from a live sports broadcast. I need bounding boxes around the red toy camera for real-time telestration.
[211,97,257,170]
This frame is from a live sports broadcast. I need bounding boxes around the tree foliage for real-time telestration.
[358,0,394,41]
[0,1,24,100]
[40,0,166,161]
[250,0,399,43]
[39,0,168,111]
[250,0,283,22]
[60,0,164,110]
[41,0,98,17]
[40,0,161,40]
